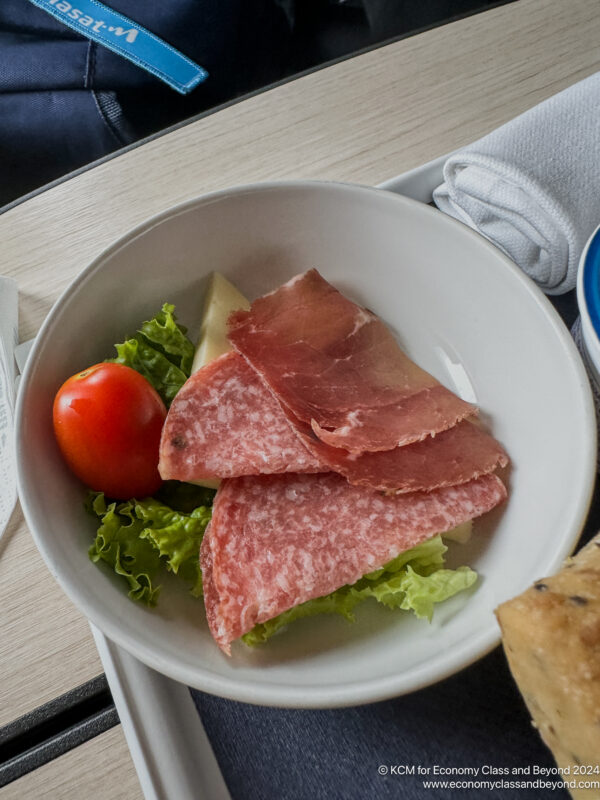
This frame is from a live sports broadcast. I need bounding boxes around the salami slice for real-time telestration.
[158,352,324,482]
[201,471,507,653]
[228,269,476,453]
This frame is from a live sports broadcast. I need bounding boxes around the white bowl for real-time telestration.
[16,181,596,707]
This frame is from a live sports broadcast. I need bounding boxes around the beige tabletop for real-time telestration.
[1,0,599,796]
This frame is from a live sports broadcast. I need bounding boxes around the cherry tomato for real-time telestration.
[53,363,167,499]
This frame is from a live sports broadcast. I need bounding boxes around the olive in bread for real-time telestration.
[496,533,600,799]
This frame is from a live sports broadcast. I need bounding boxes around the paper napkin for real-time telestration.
[0,277,18,542]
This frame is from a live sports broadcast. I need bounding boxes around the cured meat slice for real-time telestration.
[158,352,324,482]
[160,351,506,492]
[201,471,507,653]
[228,269,476,453]
[292,417,509,494]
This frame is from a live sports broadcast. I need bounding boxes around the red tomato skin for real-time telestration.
[53,363,167,499]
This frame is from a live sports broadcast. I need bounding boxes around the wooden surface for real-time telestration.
[0,508,103,728]
[1,0,599,795]
[1,727,144,800]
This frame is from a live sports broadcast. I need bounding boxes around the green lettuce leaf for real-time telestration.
[242,589,358,646]
[138,303,195,376]
[88,492,212,604]
[387,565,477,621]
[135,498,211,598]
[242,535,477,646]
[88,493,163,606]
[109,303,194,405]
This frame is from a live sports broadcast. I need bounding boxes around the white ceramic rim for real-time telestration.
[16,180,597,707]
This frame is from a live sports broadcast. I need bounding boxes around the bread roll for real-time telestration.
[496,534,600,799]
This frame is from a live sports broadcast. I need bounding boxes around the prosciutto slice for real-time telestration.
[159,351,507,492]
[291,416,508,494]
[201,471,507,653]
[228,269,476,453]
[158,352,324,482]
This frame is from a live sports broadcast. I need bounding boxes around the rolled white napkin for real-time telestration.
[433,72,600,295]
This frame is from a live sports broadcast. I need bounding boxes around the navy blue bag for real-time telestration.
[0,0,290,206]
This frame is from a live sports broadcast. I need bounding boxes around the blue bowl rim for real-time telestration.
[583,226,600,339]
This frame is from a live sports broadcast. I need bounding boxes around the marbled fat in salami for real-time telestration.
[201,471,507,653]
[158,352,324,483]
[228,269,476,453]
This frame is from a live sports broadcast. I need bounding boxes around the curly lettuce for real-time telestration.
[88,491,212,605]
[243,535,477,645]
[88,493,163,606]
[136,497,211,598]
[109,303,194,406]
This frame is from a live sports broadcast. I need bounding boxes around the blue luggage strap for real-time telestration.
[27,0,208,94]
